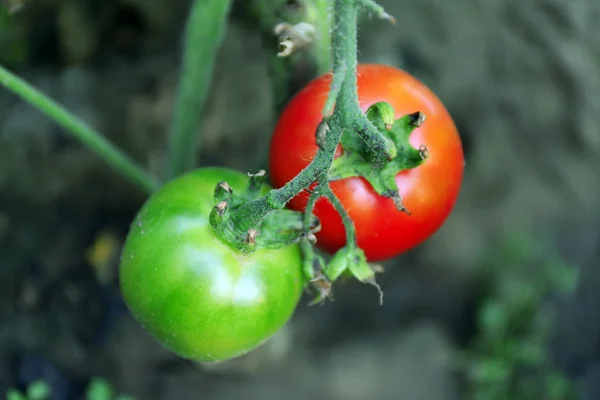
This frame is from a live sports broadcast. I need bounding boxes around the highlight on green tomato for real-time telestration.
[118,167,305,363]
[269,63,465,262]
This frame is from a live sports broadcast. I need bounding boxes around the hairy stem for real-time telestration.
[319,181,356,244]
[310,0,333,75]
[0,65,158,193]
[223,0,392,248]
[165,0,232,180]
[303,184,322,230]
[323,61,346,115]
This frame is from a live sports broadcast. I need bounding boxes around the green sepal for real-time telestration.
[308,269,332,306]
[365,101,395,131]
[338,102,397,165]
[325,246,373,283]
[353,118,397,165]
[212,169,269,209]
[209,171,319,252]
[324,246,352,282]
[246,169,268,197]
[209,200,229,227]
[322,246,384,304]
[339,102,399,165]
[255,209,321,250]
[213,181,233,203]
[347,249,384,305]
[330,110,428,213]
[298,240,336,306]
[346,248,374,281]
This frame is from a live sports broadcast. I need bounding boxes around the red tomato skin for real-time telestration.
[268,64,465,262]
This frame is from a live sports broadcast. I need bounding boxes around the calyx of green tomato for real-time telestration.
[209,170,320,252]
[329,102,428,213]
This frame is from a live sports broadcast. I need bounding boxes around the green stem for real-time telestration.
[227,0,357,232]
[220,0,393,249]
[165,0,232,180]
[302,176,357,245]
[310,0,333,75]
[319,180,356,244]
[303,184,322,231]
[323,61,345,115]
[0,64,158,193]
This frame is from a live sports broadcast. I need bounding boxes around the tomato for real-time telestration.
[119,167,305,362]
[269,64,464,262]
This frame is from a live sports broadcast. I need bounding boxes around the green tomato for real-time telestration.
[119,167,305,362]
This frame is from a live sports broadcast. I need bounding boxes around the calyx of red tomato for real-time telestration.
[209,170,320,252]
[328,101,429,213]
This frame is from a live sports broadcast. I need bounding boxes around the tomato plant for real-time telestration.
[269,64,465,262]
[119,167,305,362]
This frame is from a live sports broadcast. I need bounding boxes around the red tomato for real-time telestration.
[268,64,464,262]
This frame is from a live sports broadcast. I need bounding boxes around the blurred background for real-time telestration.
[1,0,599,399]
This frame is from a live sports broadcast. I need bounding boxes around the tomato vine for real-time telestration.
[0,0,465,361]
[215,0,397,241]
[211,0,428,301]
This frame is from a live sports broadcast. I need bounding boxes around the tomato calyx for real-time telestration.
[300,246,331,305]
[325,246,383,303]
[293,177,384,305]
[329,102,429,214]
[304,244,384,305]
[209,170,321,252]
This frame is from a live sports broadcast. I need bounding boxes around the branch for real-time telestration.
[310,0,333,74]
[323,61,346,116]
[165,0,233,180]
[318,180,356,245]
[0,65,159,194]
[213,0,394,251]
